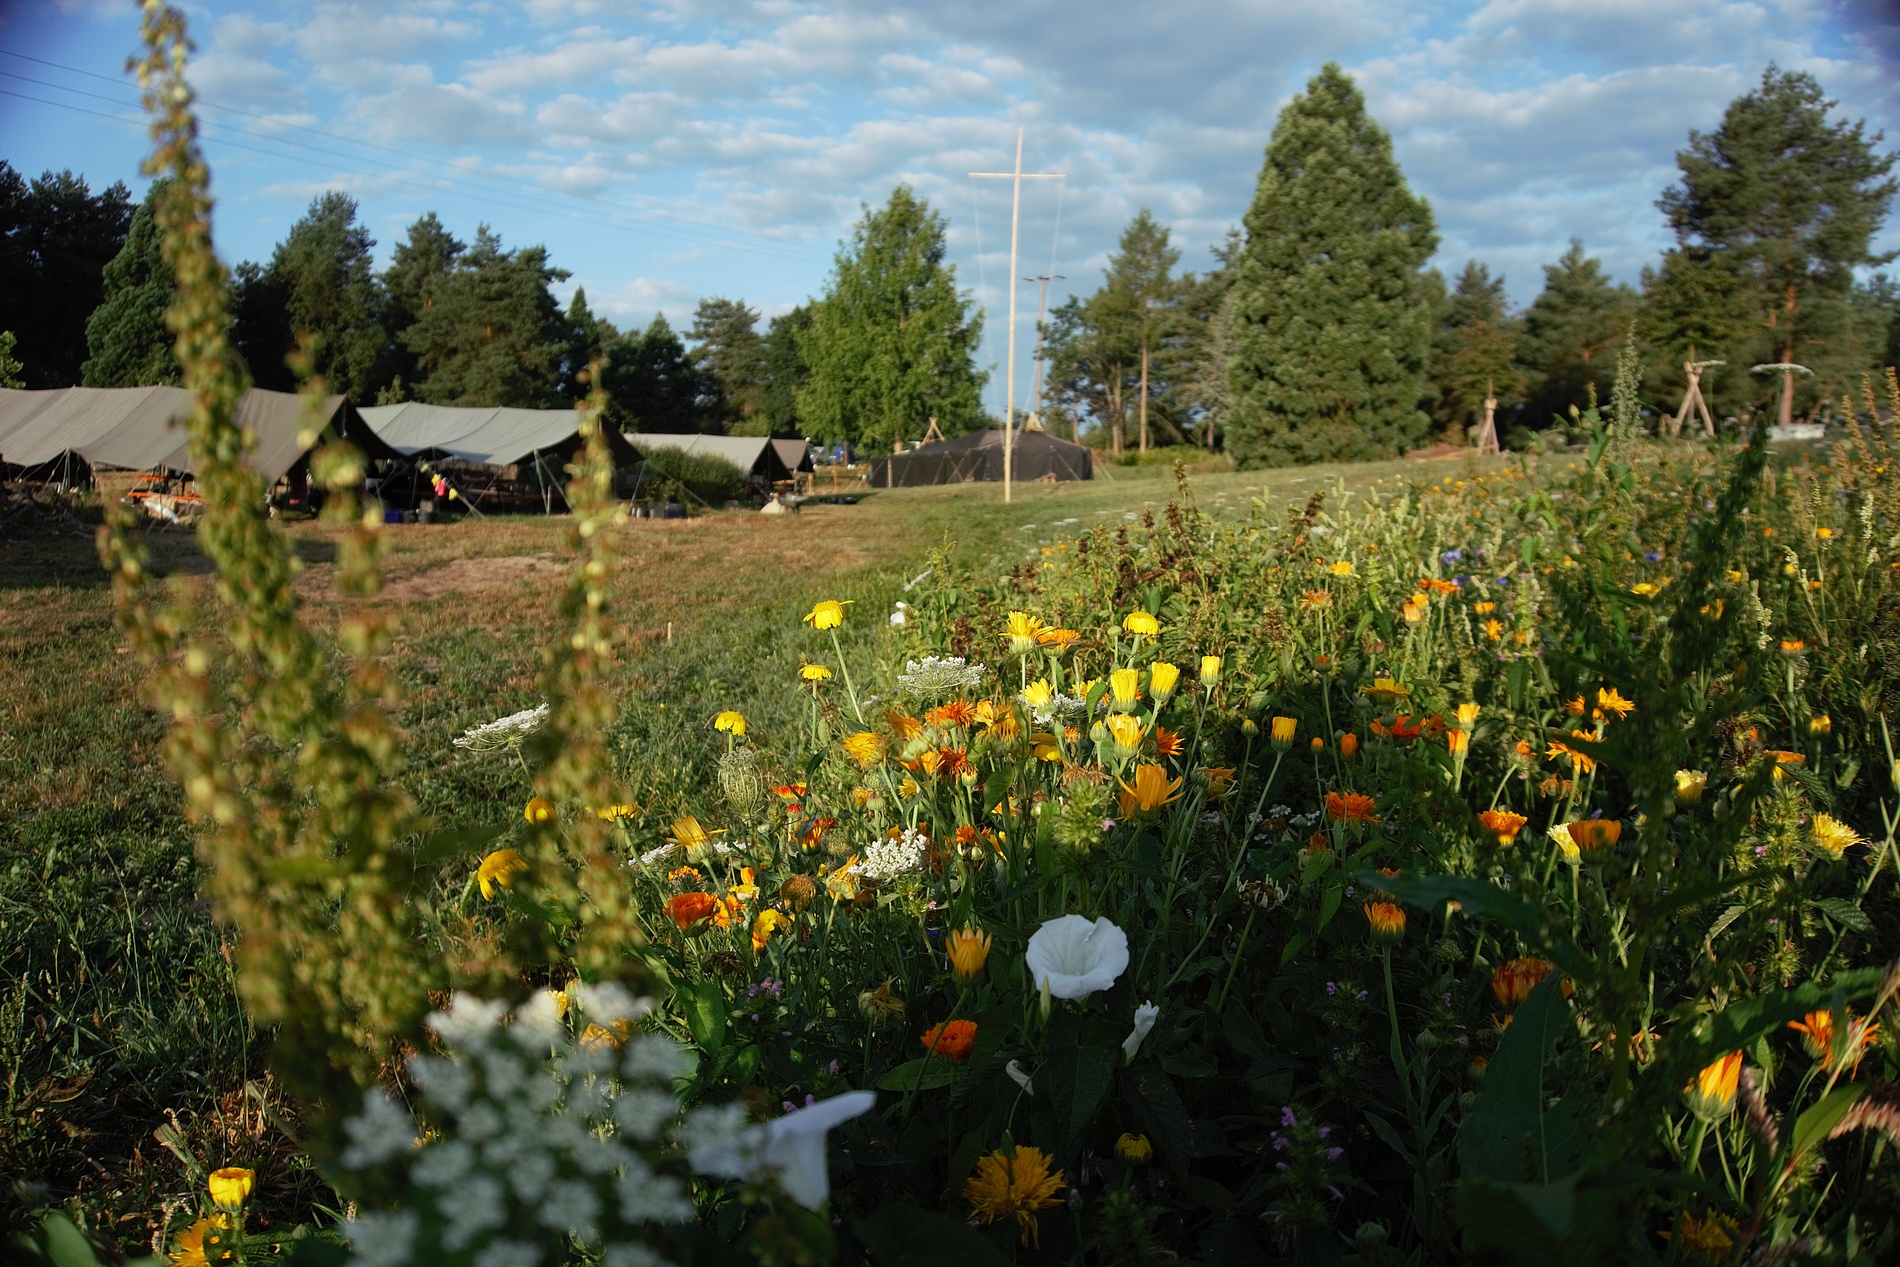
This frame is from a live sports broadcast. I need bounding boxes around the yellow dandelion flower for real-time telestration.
[964,1146,1066,1247]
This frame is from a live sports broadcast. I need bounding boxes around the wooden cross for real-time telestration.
[1475,380,1499,455]
[1669,358,1723,438]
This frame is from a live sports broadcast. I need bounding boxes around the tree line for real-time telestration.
[3,62,1893,464]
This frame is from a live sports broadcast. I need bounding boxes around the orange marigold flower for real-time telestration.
[1490,957,1559,1009]
[665,892,718,929]
[1325,790,1380,824]
[885,710,924,740]
[841,731,886,767]
[1685,1051,1743,1120]
[1564,818,1622,854]
[1389,715,1422,741]
[1200,766,1237,799]
[1788,1009,1880,1071]
[1364,901,1406,943]
[1339,732,1360,760]
[965,1146,1065,1247]
[921,1018,978,1061]
[1563,696,1586,716]
[1477,809,1528,845]
[1036,627,1081,652]
[927,701,978,728]
[796,816,836,850]
[772,781,808,800]
[1546,739,1597,774]
[666,865,703,885]
[1154,725,1185,758]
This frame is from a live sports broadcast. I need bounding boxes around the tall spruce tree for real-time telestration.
[797,186,985,451]
[232,193,389,399]
[605,314,704,433]
[560,287,617,403]
[1518,240,1638,424]
[380,213,464,400]
[756,305,813,438]
[1657,66,1896,423]
[1226,63,1437,467]
[81,183,180,388]
[0,163,133,388]
[1430,261,1521,440]
[689,298,768,434]
[402,226,569,407]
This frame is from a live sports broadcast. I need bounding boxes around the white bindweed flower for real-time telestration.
[762,1090,876,1210]
[1123,1001,1160,1064]
[1006,1060,1035,1096]
[1025,914,1130,1001]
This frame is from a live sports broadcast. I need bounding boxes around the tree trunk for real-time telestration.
[1139,342,1149,454]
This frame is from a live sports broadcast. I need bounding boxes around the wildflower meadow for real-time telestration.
[12,9,1900,1267]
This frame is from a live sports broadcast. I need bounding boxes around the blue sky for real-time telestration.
[1,0,1895,418]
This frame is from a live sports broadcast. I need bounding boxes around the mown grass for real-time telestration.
[0,452,1502,1247]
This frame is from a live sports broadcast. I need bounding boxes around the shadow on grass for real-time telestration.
[0,528,338,590]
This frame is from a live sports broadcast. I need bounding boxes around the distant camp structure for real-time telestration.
[359,401,638,513]
[869,426,1092,487]
[0,384,391,519]
[624,432,800,486]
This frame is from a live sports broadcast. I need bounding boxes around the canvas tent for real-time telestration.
[358,402,613,468]
[625,433,793,483]
[0,385,377,484]
[770,438,815,475]
[869,427,1093,487]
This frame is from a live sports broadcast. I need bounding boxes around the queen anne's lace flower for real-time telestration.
[897,656,987,696]
[451,705,550,753]
[855,827,928,881]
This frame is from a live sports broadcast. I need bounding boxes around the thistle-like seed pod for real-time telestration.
[717,746,766,820]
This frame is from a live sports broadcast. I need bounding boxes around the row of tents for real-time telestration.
[0,386,817,509]
[0,385,1094,509]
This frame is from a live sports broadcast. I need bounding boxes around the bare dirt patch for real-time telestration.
[378,553,563,603]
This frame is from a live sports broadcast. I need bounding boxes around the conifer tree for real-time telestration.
[232,193,388,399]
[689,298,768,434]
[756,306,812,438]
[402,226,569,407]
[379,214,465,402]
[81,184,179,388]
[1657,66,1896,423]
[1104,210,1181,452]
[797,186,985,451]
[560,287,616,404]
[1518,240,1638,424]
[0,163,133,388]
[1171,230,1242,450]
[605,314,703,433]
[1430,261,1521,440]
[1226,63,1437,467]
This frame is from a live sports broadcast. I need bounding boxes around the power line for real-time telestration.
[0,53,831,263]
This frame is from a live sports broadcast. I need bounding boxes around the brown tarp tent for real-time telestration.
[0,385,384,483]
[869,426,1093,487]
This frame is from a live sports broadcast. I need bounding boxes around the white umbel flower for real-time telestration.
[451,704,549,754]
[855,826,928,881]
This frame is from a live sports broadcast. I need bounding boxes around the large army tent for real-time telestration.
[869,426,1093,487]
[770,438,815,474]
[0,385,379,483]
[358,402,614,467]
[625,432,792,482]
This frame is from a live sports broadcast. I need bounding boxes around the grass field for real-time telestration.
[0,451,1502,1242]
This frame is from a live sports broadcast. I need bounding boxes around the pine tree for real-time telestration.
[402,226,569,407]
[605,314,704,433]
[81,184,180,388]
[560,287,616,403]
[1430,261,1521,440]
[0,163,133,388]
[756,306,812,438]
[1658,65,1897,423]
[380,213,465,401]
[1518,240,1638,425]
[1226,63,1438,467]
[796,186,985,451]
[1104,210,1181,453]
[233,193,389,399]
[689,298,768,434]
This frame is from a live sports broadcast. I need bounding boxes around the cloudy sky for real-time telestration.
[2,0,1895,416]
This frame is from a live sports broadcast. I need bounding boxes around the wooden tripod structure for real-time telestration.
[1475,379,1500,455]
[1668,358,1724,438]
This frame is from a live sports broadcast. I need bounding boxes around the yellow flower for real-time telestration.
[1004,611,1046,655]
[170,1214,229,1267]
[946,924,993,980]
[1199,654,1222,685]
[1726,569,1745,582]
[803,599,850,629]
[1402,600,1425,623]
[1484,618,1504,640]
[596,802,638,821]
[827,858,862,901]
[1447,728,1470,755]
[669,814,723,854]
[1474,600,1496,614]
[1328,560,1356,577]
[524,796,556,824]
[1114,1133,1153,1164]
[1684,1051,1743,1121]
[858,975,906,1025]
[1631,582,1660,596]
[477,849,529,899]
[751,908,788,953]
[1122,610,1159,637]
[1270,716,1297,751]
[800,663,832,682]
[1548,824,1580,862]
[1456,703,1479,728]
[1810,813,1863,858]
[1364,901,1407,944]
[1362,677,1410,704]
[1109,668,1142,711]
[1780,639,1806,656]
[1020,679,1054,711]
[1816,526,1834,539]
[1788,1008,1879,1071]
[713,710,747,737]
[1107,714,1145,755]
[1031,732,1063,762]
[1118,762,1184,817]
[964,1146,1066,1247]
[1149,661,1180,700]
[1674,770,1707,806]
[207,1166,254,1209]
[1036,626,1081,652]
[1809,714,1831,736]
[1594,687,1635,719]
[1678,1210,1737,1261]
[841,731,886,767]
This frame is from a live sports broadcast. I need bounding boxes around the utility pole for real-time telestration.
[1025,273,1064,432]
[971,129,1063,502]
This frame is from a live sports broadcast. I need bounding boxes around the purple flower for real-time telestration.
[1442,550,1463,564]
[1326,981,1338,997]
[1324,1147,1345,1162]
[828,1060,840,1075]
[1281,1106,1298,1127]
[1645,551,1662,563]
[1355,990,1368,1002]
[1101,818,1118,832]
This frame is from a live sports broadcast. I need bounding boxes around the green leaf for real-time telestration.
[1316,882,1342,932]
[681,980,727,1053]
[1791,1083,1866,1158]
[1666,968,1887,1086]
[1360,870,1595,985]
[877,1058,956,1092]
[732,1043,762,1088]
[1060,1044,1117,1152]
[1811,897,1875,936]
[1459,978,1582,1184]
[1454,1175,1572,1256]
[414,823,507,863]
[39,1214,103,1267]
[852,1204,1011,1266]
